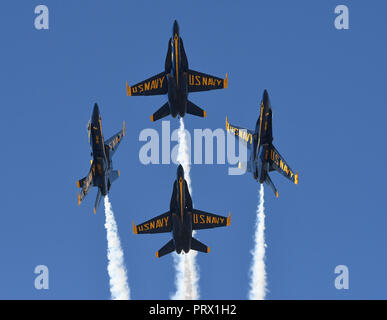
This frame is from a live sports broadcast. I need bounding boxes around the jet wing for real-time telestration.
[269,145,299,184]
[105,121,125,156]
[126,72,167,96]
[133,211,172,234]
[225,117,254,148]
[188,69,228,92]
[77,166,94,205]
[192,209,231,230]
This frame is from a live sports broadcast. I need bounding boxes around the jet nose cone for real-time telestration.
[262,90,271,109]
[177,164,184,179]
[173,20,179,35]
[92,103,100,122]
[263,89,269,101]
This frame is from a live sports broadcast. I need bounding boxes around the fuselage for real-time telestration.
[89,104,112,196]
[170,165,192,254]
[250,90,273,183]
[166,20,189,118]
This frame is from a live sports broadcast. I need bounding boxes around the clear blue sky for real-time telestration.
[0,1,386,299]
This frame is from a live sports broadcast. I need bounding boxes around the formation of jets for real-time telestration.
[76,20,299,258]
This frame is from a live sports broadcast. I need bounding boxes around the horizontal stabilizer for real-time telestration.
[151,102,170,122]
[186,100,206,118]
[238,161,251,172]
[156,239,175,258]
[191,237,210,254]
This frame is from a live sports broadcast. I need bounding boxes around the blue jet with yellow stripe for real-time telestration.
[226,90,299,198]
[126,20,228,121]
[133,165,231,258]
[76,103,125,214]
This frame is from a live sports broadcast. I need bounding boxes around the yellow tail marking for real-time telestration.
[223,73,228,88]
[179,177,184,224]
[126,82,131,96]
[174,34,179,85]
[133,222,138,234]
[226,212,231,226]
[257,102,264,150]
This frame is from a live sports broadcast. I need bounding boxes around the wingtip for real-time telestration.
[126,82,131,96]
[123,121,126,136]
[295,171,299,185]
[206,246,211,253]
[77,193,81,206]
[150,114,154,122]
[224,73,228,88]
[203,110,207,118]
[227,212,231,226]
[156,251,159,258]
[133,222,138,234]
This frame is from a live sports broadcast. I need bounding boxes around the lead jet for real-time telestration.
[226,90,299,198]
[133,165,231,258]
[76,103,125,214]
[126,20,228,121]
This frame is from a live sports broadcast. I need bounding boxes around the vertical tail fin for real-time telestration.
[191,237,210,254]
[156,239,175,258]
[94,189,102,214]
[264,174,279,198]
[110,170,120,184]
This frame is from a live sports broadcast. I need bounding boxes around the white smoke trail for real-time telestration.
[104,196,130,300]
[248,184,267,300]
[171,118,199,300]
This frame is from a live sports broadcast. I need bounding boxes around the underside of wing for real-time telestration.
[269,145,298,184]
[225,117,254,147]
[104,121,125,156]
[76,166,94,205]
[133,211,172,234]
[192,209,231,230]
[188,69,228,92]
[127,72,167,96]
